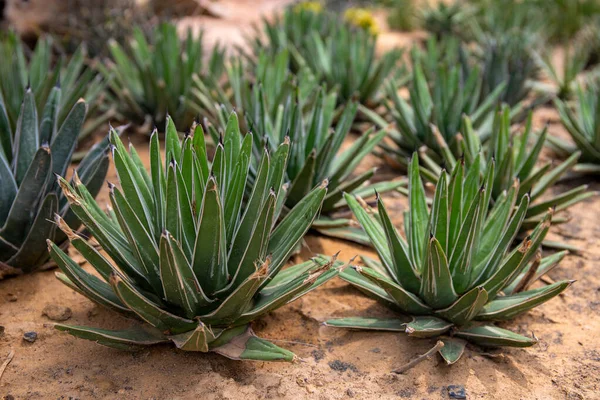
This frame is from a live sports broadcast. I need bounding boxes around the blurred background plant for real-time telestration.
[0,31,112,144]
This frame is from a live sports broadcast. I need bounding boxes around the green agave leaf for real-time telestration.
[212,326,296,362]
[110,185,160,289]
[404,316,453,338]
[228,191,276,288]
[324,317,406,331]
[455,325,537,348]
[50,99,87,178]
[7,193,57,271]
[344,193,395,278]
[39,85,60,145]
[357,266,432,315]
[49,241,132,315]
[266,180,327,283]
[339,265,395,304]
[192,177,228,294]
[201,259,269,325]
[287,149,317,205]
[159,232,209,319]
[235,265,322,325]
[55,324,169,350]
[476,280,573,321]
[13,88,39,184]
[420,237,457,309]
[435,286,488,326]
[408,155,428,271]
[1,145,51,245]
[377,196,420,294]
[0,154,17,226]
[503,251,567,295]
[111,274,197,335]
[169,322,216,352]
[439,337,467,364]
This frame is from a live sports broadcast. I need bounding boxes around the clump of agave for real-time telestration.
[552,78,600,174]
[49,113,340,360]
[250,4,402,108]
[535,44,590,100]
[98,22,225,130]
[0,31,111,142]
[428,107,593,233]
[422,0,468,40]
[0,86,109,278]
[474,30,542,108]
[366,57,504,173]
[326,156,572,365]
[192,50,405,244]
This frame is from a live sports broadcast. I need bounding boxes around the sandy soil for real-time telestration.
[1,2,600,400]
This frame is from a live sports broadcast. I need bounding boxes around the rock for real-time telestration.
[328,360,358,373]
[4,395,15,400]
[6,293,17,302]
[447,385,466,399]
[346,388,355,398]
[42,304,72,321]
[23,331,37,343]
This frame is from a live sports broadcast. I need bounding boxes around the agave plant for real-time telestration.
[0,86,109,278]
[475,31,542,108]
[0,31,111,141]
[326,156,572,365]
[422,0,468,40]
[552,79,600,174]
[424,108,594,253]
[48,113,340,360]
[190,50,321,132]
[250,4,402,108]
[535,44,590,100]
[98,22,225,130]
[191,50,405,244]
[365,58,504,174]
[248,3,333,73]
[384,0,420,32]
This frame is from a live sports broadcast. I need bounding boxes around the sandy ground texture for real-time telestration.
[2,1,600,399]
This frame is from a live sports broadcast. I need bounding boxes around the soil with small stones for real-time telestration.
[1,1,600,399]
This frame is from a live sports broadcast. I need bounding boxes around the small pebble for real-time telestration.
[0,326,5,336]
[6,293,17,302]
[42,304,72,321]
[23,331,38,343]
[346,388,355,398]
[447,385,466,399]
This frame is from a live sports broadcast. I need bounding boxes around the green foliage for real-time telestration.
[0,32,110,141]
[99,22,225,130]
[191,50,404,244]
[535,45,590,100]
[385,0,420,32]
[327,157,572,364]
[49,113,340,359]
[428,107,592,229]
[370,53,503,172]
[0,87,109,277]
[194,51,402,207]
[250,5,402,107]
[475,32,541,108]
[553,79,600,172]
[422,1,467,39]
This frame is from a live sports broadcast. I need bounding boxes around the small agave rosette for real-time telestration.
[326,155,572,365]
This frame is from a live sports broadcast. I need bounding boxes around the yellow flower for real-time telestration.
[343,7,379,35]
[293,1,323,14]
